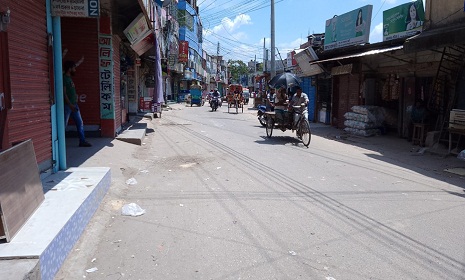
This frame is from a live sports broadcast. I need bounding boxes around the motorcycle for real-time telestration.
[257,105,267,127]
[210,96,219,111]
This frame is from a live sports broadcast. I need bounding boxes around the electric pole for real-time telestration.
[270,0,276,78]
[217,42,220,91]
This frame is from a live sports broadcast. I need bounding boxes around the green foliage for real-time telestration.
[228,60,248,84]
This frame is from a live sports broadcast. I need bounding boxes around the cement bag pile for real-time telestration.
[344,106,385,137]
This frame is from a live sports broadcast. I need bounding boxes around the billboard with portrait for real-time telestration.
[383,0,425,41]
[324,5,373,51]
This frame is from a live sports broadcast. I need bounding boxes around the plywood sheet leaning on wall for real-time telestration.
[0,140,44,242]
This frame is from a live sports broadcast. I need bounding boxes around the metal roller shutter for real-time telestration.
[7,0,52,169]
[61,17,100,127]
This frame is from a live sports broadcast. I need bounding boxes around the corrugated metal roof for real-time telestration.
[311,45,404,64]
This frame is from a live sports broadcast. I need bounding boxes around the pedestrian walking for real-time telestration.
[63,60,92,147]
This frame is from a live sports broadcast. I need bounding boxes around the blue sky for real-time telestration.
[199,0,426,62]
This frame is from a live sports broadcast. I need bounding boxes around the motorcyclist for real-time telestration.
[211,89,220,109]
[212,89,220,98]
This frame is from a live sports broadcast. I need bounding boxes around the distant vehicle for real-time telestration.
[242,89,250,104]
[190,87,204,106]
[226,84,244,103]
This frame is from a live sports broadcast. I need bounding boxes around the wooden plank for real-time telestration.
[0,140,44,242]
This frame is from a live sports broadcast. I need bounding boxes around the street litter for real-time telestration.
[289,251,297,256]
[139,170,149,173]
[121,203,146,216]
[85,267,98,273]
[126,178,137,185]
[444,168,465,176]
[91,258,96,263]
[458,149,465,161]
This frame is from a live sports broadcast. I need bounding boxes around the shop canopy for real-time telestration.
[310,45,404,65]
[404,23,465,53]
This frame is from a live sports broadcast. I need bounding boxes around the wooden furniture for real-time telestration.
[448,128,465,155]
[0,140,44,242]
[412,123,427,146]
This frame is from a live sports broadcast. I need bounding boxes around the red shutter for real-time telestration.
[6,0,52,169]
[61,18,100,126]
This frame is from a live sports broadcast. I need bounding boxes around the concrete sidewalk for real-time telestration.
[308,122,465,178]
[115,114,152,145]
[0,115,151,280]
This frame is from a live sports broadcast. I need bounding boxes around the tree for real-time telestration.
[227,60,249,84]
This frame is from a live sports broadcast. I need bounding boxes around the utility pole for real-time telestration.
[254,54,257,92]
[216,41,220,91]
[270,0,276,78]
[263,37,266,72]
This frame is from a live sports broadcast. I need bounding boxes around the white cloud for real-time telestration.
[370,22,384,43]
[203,15,257,61]
[279,38,305,53]
[221,14,252,32]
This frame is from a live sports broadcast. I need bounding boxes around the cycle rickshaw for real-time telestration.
[265,104,311,147]
[227,93,244,113]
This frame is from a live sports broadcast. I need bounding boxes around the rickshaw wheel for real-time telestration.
[266,116,274,138]
[300,119,311,147]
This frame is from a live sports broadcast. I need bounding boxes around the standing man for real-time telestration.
[63,61,92,147]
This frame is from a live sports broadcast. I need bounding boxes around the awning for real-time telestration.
[404,23,465,53]
[294,47,324,76]
[311,45,404,64]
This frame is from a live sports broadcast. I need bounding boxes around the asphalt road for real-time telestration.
[56,102,465,280]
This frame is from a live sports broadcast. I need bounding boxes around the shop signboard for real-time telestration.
[124,13,151,45]
[51,0,100,17]
[179,41,189,63]
[324,5,373,51]
[127,69,136,102]
[98,34,114,119]
[131,33,154,56]
[383,0,425,41]
[286,51,296,68]
[168,54,177,69]
[139,97,153,112]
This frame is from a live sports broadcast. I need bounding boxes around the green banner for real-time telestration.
[324,5,373,51]
[383,0,425,41]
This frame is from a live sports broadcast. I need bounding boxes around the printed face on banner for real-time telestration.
[324,5,373,51]
[383,0,425,41]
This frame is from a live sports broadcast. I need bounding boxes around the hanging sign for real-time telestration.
[124,13,151,45]
[98,34,115,119]
[178,41,189,63]
[51,0,100,18]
